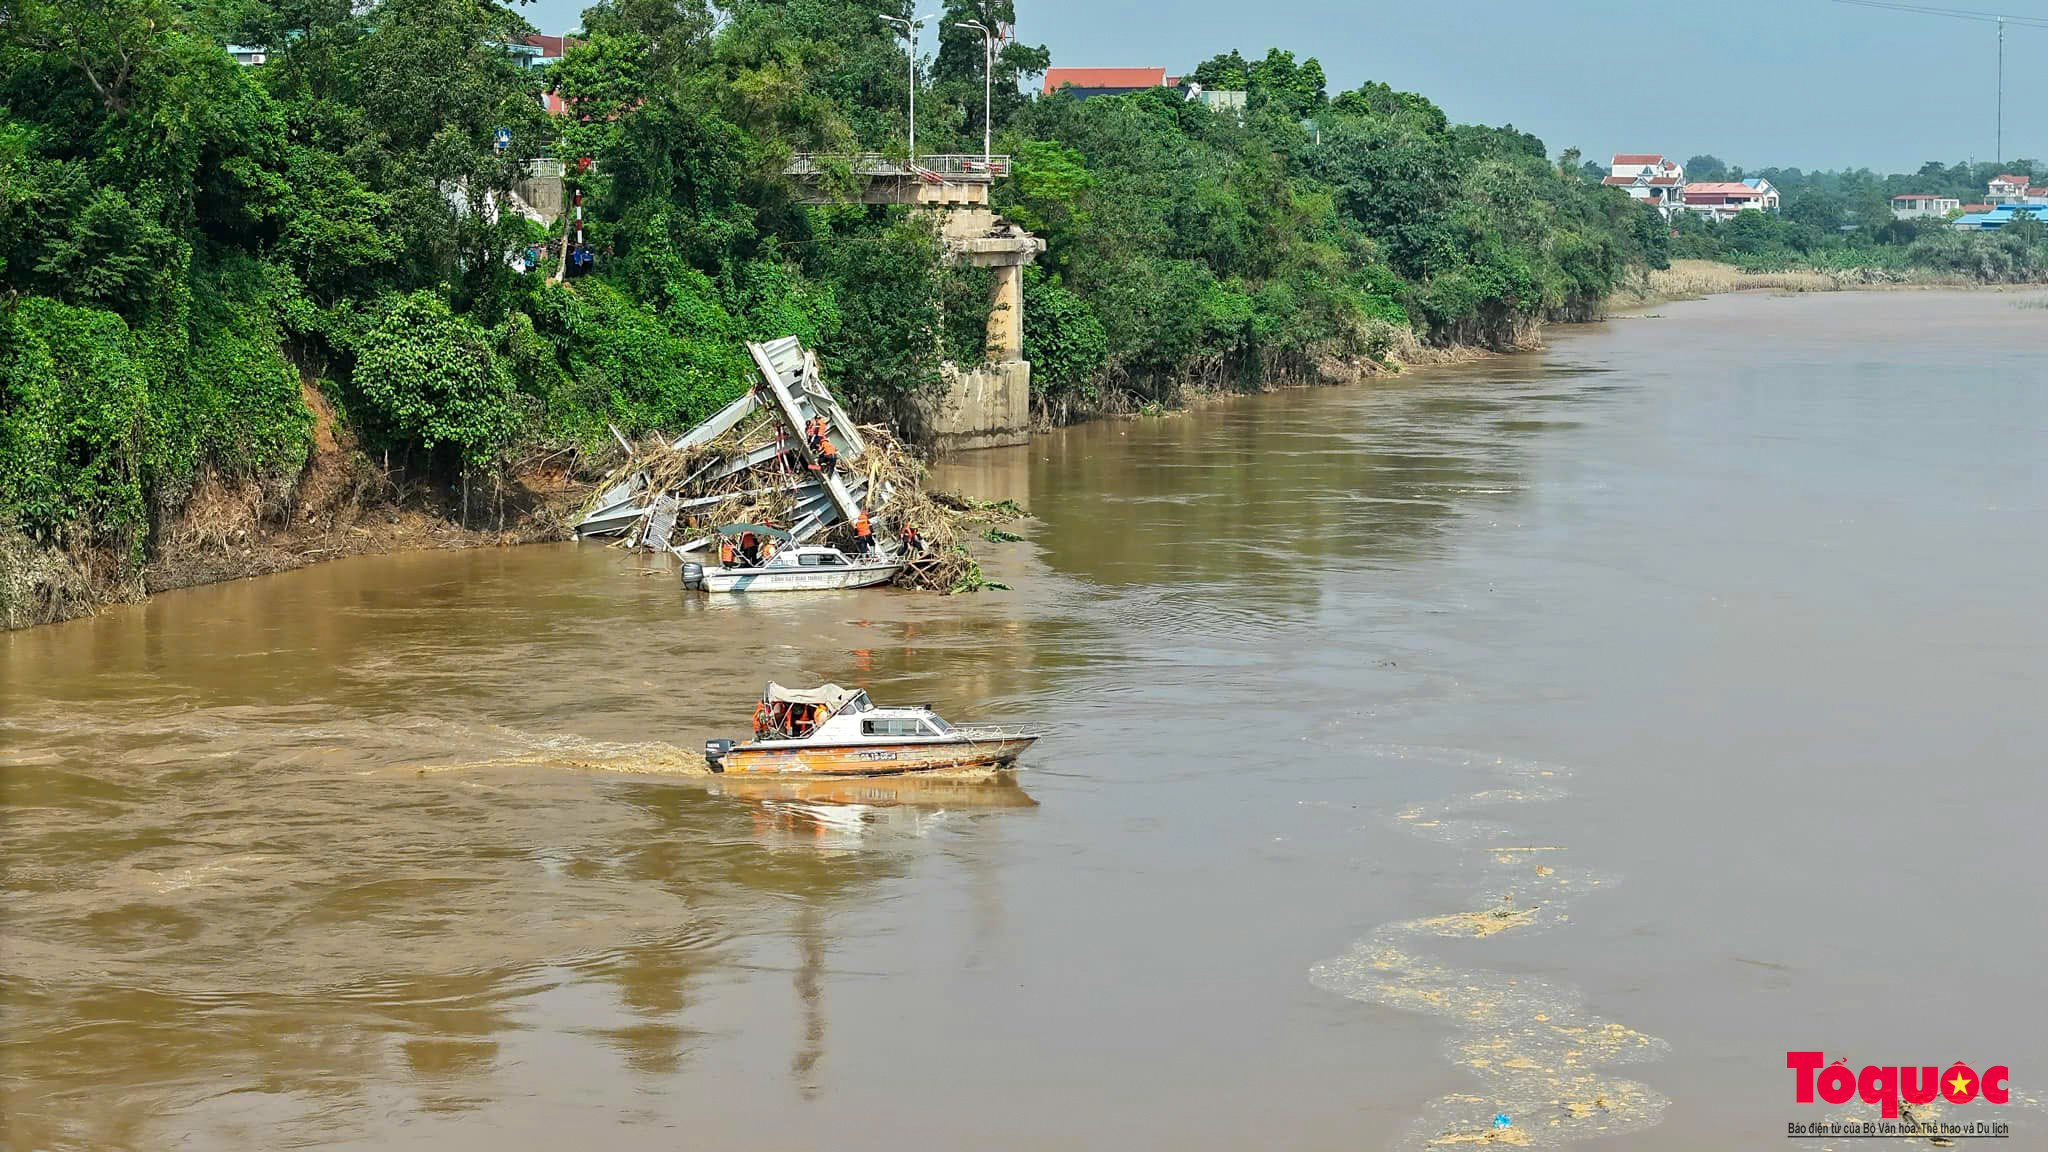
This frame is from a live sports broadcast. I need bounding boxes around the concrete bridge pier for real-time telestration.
[936,209,1043,451]
[783,155,1045,451]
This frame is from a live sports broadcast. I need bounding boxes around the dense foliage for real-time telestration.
[996,62,1667,398]
[2,0,1675,565]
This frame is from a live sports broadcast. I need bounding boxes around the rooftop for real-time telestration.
[1041,67,1169,95]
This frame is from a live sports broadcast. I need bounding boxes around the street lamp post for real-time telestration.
[956,18,994,164]
[877,13,929,161]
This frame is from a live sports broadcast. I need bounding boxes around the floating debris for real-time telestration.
[573,337,1023,593]
[1309,747,1669,1150]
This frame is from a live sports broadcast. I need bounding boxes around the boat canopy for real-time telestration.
[764,682,863,711]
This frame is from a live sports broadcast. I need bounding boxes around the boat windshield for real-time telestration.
[846,691,872,712]
[922,712,954,734]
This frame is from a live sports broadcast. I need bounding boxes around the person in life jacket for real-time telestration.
[806,416,825,453]
[854,510,873,555]
[900,523,924,554]
[815,434,838,474]
[720,537,736,567]
[752,699,769,737]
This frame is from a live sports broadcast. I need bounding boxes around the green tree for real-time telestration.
[1020,269,1105,404]
[352,290,519,468]
[1686,154,1728,182]
[931,0,1048,152]
[818,215,948,416]
[0,297,150,547]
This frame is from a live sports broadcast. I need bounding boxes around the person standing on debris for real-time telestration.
[815,433,838,474]
[806,416,825,453]
[854,510,874,555]
[901,523,924,554]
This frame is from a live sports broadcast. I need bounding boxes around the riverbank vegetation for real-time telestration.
[1648,156,2048,282]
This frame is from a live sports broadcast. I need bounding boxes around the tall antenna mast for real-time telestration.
[1832,0,2048,165]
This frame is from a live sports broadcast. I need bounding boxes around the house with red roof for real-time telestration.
[1041,67,1179,99]
[1680,178,1779,220]
[510,32,575,69]
[1986,174,2031,204]
[1604,154,1686,216]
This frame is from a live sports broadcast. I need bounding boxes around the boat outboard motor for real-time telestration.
[703,739,732,772]
[680,561,704,590]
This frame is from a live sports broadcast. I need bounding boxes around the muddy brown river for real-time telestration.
[5,290,2046,1150]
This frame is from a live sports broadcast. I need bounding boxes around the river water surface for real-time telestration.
[5,290,2046,1150]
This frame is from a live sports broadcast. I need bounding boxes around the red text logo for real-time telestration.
[1788,1051,2010,1119]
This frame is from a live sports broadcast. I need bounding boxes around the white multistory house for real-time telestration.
[1985,174,2033,204]
[1603,154,1686,215]
[1890,194,1961,220]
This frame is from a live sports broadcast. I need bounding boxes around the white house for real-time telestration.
[1986,174,2033,204]
[225,44,268,65]
[1604,154,1686,215]
[1681,179,1779,220]
[1890,194,1960,220]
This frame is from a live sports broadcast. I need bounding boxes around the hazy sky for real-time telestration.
[519,0,2048,172]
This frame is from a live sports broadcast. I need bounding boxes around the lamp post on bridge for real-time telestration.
[955,18,994,165]
[878,13,930,162]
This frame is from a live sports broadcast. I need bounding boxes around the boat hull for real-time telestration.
[708,774,1038,809]
[687,561,901,593]
[715,736,1037,777]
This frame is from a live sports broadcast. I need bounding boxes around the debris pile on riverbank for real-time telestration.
[573,337,1021,593]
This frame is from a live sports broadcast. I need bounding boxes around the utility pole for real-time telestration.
[1832,1,2047,169]
[957,19,994,163]
[878,13,929,161]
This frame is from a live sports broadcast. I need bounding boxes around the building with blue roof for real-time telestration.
[1952,204,2048,230]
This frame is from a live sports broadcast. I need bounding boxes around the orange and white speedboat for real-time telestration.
[705,683,1039,777]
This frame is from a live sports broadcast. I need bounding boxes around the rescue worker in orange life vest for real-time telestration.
[854,510,873,555]
[815,434,838,474]
[806,416,825,452]
[720,537,736,567]
[752,699,769,737]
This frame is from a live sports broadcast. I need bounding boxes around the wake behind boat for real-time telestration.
[705,683,1039,776]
